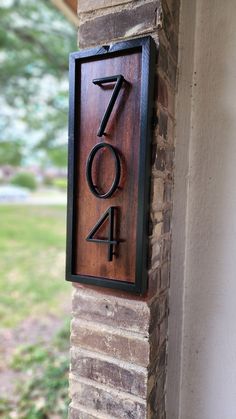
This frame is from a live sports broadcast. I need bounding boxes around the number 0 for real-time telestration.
[86,142,121,199]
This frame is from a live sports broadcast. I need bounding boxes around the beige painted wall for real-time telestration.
[167,0,236,418]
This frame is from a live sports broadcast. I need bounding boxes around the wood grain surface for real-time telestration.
[74,51,142,283]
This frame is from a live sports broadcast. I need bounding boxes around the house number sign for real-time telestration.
[66,36,156,294]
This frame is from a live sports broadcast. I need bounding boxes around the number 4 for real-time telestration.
[86,207,118,261]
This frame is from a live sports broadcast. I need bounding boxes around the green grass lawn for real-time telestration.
[0,205,71,417]
[0,205,70,327]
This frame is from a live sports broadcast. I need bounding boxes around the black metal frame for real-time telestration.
[66,36,156,294]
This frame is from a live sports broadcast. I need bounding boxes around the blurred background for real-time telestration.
[0,0,77,416]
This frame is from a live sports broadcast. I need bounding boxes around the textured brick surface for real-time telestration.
[69,405,99,419]
[71,347,147,397]
[155,146,174,172]
[71,318,149,366]
[72,288,151,333]
[78,2,160,48]
[70,377,146,418]
[151,178,164,210]
[159,109,168,140]
[78,0,133,13]
[158,76,168,108]
[70,0,181,417]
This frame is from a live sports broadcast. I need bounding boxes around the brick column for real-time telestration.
[69,1,180,418]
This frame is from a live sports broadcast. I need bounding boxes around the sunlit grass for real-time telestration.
[0,205,70,327]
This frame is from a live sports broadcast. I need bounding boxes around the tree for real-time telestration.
[0,140,23,166]
[0,0,76,167]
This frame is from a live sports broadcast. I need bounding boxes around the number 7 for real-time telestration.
[92,74,124,137]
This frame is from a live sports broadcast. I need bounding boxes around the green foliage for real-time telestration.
[16,356,69,418]
[53,177,67,191]
[47,145,67,168]
[0,398,12,415]
[0,0,76,167]
[6,321,70,418]
[11,344,49,371]
[48,146,67,168]
[0,140,23,166]
[11,172,37,190]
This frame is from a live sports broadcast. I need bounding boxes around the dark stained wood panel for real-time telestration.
[66,37,156,294]
[74,52,141,282]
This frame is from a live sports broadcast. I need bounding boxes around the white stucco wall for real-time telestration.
[167,1,236,418]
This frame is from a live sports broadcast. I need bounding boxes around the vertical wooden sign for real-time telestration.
[66,36,156,294]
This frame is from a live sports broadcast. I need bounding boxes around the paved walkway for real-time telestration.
[0,189,67,205]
